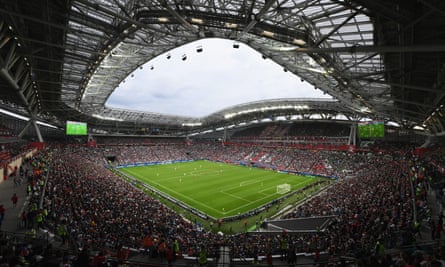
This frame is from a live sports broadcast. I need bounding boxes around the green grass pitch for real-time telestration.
[119,160,321,219]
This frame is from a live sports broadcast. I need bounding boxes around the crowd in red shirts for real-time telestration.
[1,141,444,266]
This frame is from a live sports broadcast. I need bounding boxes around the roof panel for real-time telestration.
[0,0,442,134]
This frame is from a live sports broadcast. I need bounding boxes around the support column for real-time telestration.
[17,120,32,139]
[348,124,357,146]
[30,116,43,142]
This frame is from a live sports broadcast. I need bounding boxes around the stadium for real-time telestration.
[0,0,445,266]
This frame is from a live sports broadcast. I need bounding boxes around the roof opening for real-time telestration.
[106,38,331,117]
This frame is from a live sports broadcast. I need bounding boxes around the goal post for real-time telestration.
[276,183,291,194]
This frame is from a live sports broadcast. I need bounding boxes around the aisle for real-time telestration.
[420,189,444,241]
[0,165,28,233]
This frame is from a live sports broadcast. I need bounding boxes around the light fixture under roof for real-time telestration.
[262,31,274,38]
[191,18,203,24]
[225,22,238,28]
[293,38,306,46]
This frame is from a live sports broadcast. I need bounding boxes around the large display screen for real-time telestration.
[66,121,88,135]
[358,121,385,138]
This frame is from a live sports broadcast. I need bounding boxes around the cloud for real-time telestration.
[107,38,331,117]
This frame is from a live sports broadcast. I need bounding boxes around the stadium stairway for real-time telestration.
[0,168,28,232]
[420,187,444,241]
[0,161,57,243]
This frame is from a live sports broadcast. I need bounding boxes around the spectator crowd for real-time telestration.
[1,139,445,266]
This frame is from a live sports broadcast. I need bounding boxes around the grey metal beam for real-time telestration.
[417,0,445,17]
[73,0,176,36]
[160,0,199,34]
[30,115,43,142]
[274,44,445,53]
[314,11,359,47]
[243,0,276,34]
[0,66,44,141]
[356,78,443,94]
[17,120,32,139]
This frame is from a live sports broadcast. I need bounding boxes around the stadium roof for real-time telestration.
[1,0,445,137]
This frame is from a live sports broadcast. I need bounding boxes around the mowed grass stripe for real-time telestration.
[120,160,320,218]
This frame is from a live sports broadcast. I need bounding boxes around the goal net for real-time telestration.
[276,183,291,194]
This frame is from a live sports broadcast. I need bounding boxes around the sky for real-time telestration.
[107,38,331,118]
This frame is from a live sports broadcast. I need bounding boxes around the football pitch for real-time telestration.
[119,160,321,219]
